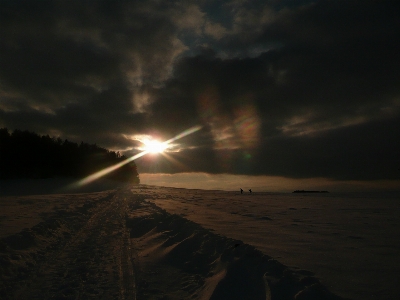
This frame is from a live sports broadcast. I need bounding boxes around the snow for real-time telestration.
[1,182,399,299]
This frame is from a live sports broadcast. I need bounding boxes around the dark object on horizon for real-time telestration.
[0,128,140,183]
[249,189,252,193]
[293,190,329,193]
[240,188,243,194]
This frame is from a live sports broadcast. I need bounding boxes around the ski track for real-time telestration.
[1,187,344,299]
[1,190,136,300]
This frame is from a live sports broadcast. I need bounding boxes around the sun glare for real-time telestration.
[72,126,202,187]
[143,140,168,153]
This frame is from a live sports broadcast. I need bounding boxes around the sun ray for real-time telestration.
[164,125,202,144]
[69,125,202,188]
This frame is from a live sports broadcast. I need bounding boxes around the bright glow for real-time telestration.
[69,125,202,188]
[142,140,168,153]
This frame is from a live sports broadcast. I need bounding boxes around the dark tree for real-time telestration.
[0,128,140,184]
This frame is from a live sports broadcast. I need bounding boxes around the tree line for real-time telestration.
[0,128,139,183]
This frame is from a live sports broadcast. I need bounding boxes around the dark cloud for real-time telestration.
[136,116,400,180]
[0,0,188,141]
[1,0,399,182]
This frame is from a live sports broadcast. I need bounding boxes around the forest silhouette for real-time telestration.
[0,128,139,183]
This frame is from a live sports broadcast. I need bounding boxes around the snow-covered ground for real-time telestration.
[141,186,400,300]
[0,182,398,299]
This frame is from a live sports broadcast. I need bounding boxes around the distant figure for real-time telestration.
[249,189,252,193]
[240,188,243,194]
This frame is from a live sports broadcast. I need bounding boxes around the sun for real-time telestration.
[143,140,168,153]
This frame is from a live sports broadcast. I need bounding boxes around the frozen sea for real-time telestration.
[1,179,399,299]
[142,187,400,300]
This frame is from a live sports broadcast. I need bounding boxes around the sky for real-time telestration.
[1,0,399,192]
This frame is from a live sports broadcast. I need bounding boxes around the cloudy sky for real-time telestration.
[1,0,399,191]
